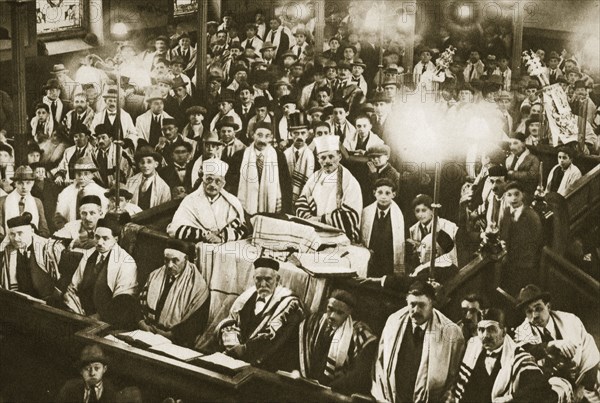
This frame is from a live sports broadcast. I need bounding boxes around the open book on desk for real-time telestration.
[195,352,251,374]
[116,330,203,362]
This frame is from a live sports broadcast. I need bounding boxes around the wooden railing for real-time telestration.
[563,164,600,235]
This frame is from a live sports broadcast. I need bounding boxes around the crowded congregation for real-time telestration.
[0,0,599,401]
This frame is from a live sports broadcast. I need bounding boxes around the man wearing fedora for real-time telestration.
[135,86,174,147]
[290,27,311,62]
[57,344,117,403]
[350,59,368,95]
[155,118,198,165]
[126,146,171,210]
[42,78,69,126]
[515,284,600,401]
[210,89,243,135]
[0,213,62,301]
[259,41,277,69]
[55,156,108,229]
[284,111,315,204]
[62,92,95,135]
[92,124,133,189]
[182,105,209,141]
[170,32,198,78]
[53,127,96,186]
[90,88,137,143]
[50,63,81,109]
[0,166,49,238]
[169,75,196,130]
[241,23,264,54]
[452,308,559,402]
[190,131,225,189]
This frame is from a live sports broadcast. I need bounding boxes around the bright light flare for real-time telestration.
[111,22,129,38]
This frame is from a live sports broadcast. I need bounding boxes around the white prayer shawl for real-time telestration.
[545,164,582,196]
[0,234,61,291]
[92,143,133,187]
[135,110,174,144]
[515,311,600,389]
[30,116,54,139]
[126,173,172,209]
[67,244,138,314]
[361,201,405,274]
[409,218,459,267]
[343,131,385,151]
[52,144,96,181]
[284,145,315,203]
[63,107,95,133]
[209,109,243,133]
[238,145,282,214]
[166,187,244,239]
[3,191,40,235]
[43,96,65,123]
[454,335,542,402]
[53,219,83,240]
[171,45,198,74]
[55,183,109,223]
[142,262,208,329]
[90,109,137,140]
[505,148,532,172]
[372,307,464,403]
[326,119,356,142]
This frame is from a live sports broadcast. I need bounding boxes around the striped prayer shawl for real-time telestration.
[284,146,314,204]
[453,335,542,402]
[295,166,362,243]
[299,313,376,381]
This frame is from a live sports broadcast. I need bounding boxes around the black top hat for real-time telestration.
[288,112,308,130]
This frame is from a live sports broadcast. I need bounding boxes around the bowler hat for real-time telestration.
[171,76,187,89]
[260,41,276,51]
[134,145,162,163]
[330,289,356,309]
[215,116,240,131]
[516,284,551,309]
[13,166,36,181]
[218,90,236,104]
[351,59,366,68]
[185,105,207,116]
[50,64,69,74]
[253,96,270,109]
[105,187,133,200]
[43,78,61,91]
[72,156,98,172]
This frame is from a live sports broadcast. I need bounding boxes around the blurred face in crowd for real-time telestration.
[238,88,253,104]
[314,125,330,137]
[505,187,524,209]
[219,126,236,144]
[172,144,190,165]
[318,150,342,174]
[218,101,233,115]
[171,63,184,76]
[343,48,355,61]
[469,51,480,63]
[478,321,505,351]
[73,95,88,114]
[36,108,49,123]
[161,124,178,140]
[154,62,169,76]
[291,128,308,149]
[369,153,389,169]
[230,48,242,59]
[179,36,191,49]
[332,107,348,124]
[27,151,41,164]
[420,51,432,64]
[352,65,364,78]
[309,110,323,122]
[75,171,94,187]
[374,101,391,117]
[174,85,188,99]
[262,47,274,60]
[73,132,89,148]
[256,106,268,121]
[189,113,204,125]
[46,87,60,101]
[253,127,273,151]
[204,142,222,158]
[295,33,306,46]
[535,49,545,61]
[255,13,264,23]
[574,86,587,100]
[246,26,256,38]
[355,117,371,138]
[109,196,128,212]
[34,167,46,182]
[489,175,507,197]
[383,84,397,100]
[283,56,296,68]
[530,103,543,115]
[208,79,221,93]
[0,151,12,166]
[254,267,279,298]
[164,249,187,277]
[80,204,102,231]
[338,67,352,81]
[415,203,433,225]
[326,298,351,329]
[150,99,164,115]
[458,89,473,103]
[374,185,395,209]
[157,82,171,97]
[291,65,304,78]
[155,39,167,53]
[509,138,526,155]
[138,156,158,177]
[95,227,117,253]
[9,225,33,249]
[406,293,433,326]
[498,57,509,70]
[558,151,573,170]
[461,299,481,322]
[14,180,34,197]
[527,122,541,145]
[96,133,112,151]
[329,39,340,52]
[548,57,559,70]
[269,18,280,31]
[317,90,330,106]
[105,97,118,112]
[80,362,107,388]
[203,173,225,198]
[120,45,136,62]
[325,67,337,80]
[525,298,551,328]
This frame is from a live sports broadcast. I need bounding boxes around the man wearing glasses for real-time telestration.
[167,158,247,243]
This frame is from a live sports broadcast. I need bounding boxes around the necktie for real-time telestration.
[420,224,429,239]
[141,176,151,192]
[18,196,25,215]
[511,208,518,222]
[470,64,476,80]
[227,143,234,158]
[75,188,85,219]
[97,150,108,184]
[155,275,176,317]
[335,124,343,137]
[295,150,300,162]
[297,46,302,57]
[413,326,424,342]
[51,101,58,122]
[246,39,253,50]
[541,327,554,343]
[88,386,98,403]
[509,154,519,171]
[379,210,386,220]
[256,153,264,181]
[94,254,106,275]
[422,64,427,74]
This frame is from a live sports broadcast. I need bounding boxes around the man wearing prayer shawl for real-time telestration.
[216,258,304,371]
[53,195,103,252]
[234,122,293,214]
[64,216,138,328]
[451,308,559,402]
[372,280,464,403]
[0,213,62,302]
[138,240,209,347]
[167,159,248,243]
[295,135,363,242]
[298,290,377,395]
[514,284,600,402]
[284,112,315,204]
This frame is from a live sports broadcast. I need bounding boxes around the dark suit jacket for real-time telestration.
[499,206,542,268]
[234,103,257,145]
[334,83,365,120]
[158,163,194,193]
[56,379,117,403]
[507,152,540,195]
[164,95,197,131]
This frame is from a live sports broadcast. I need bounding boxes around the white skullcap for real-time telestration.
[313,135,340,154]
[202,158,229,177]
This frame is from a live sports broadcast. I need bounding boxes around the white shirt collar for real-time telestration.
[509,205,524,221]
[539,315,557,339]
[411,321,428,332]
